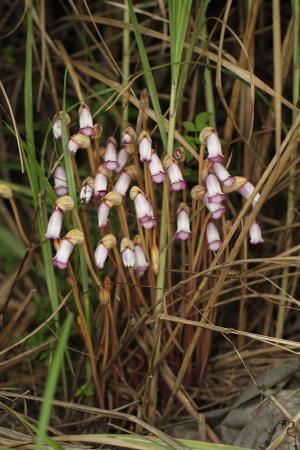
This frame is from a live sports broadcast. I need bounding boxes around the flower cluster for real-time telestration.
[49,104,263,272]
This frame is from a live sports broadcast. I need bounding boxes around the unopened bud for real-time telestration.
[64,229,85,245]
[55,195,75,212]
[0,183,12,199]
[101,234,117,249]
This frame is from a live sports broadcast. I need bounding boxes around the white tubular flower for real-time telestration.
[206,222,222,252]
[45,209,63,240]
[80,177,94,204]
[53,165,68,196]
[134,236,149,275]
[52,239,74,269]
[116,147,130,173]
[130,187,157,229]
[94,243,108,270]
[103,137,119,171]
[212,162,235,187]
[149,152,166,184]
[138,131,152,163]
[94,234,117,270]
[200,127,224,163]
[120,237,135,268]
[52,229,84,270]
[203,194,226,220]
[98,202,110,228]
[205,173,226,204]
[79,102,97,137]
[114,172,131,197]
[122,127,136,145]
[163,155,186,191]
[238,182,261,207]
[249,221,264,245]
[176,203,191,240]
[94,165,108,199]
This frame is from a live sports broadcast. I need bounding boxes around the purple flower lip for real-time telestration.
[170,180,186,191]
[103,161,120,171]
[208,155,224,163]
[55,186,68,196]
[134,265,149,273]
[223,176,236,187]
[212,207,226,219]
[94,190,107,199]
[139,216,157,229]
[79,126,96,137]
[52,258,68,269]
[208,240,222,251]
[152,172,166,183]
[208,193,226,204]
[176,230,191,240]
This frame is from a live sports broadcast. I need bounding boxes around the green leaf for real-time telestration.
[183,121,196,132]
[195,112,211,130]
[35,314,73,450]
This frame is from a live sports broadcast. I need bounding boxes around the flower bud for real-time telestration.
[0,183,12,199]
[52,238,74,269]
[191,184,206,201]
[55,195,75,213]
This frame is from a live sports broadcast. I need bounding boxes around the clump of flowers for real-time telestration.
[49,103,263,279]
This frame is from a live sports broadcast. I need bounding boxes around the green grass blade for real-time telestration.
[127,0,167,147]
[35,314,73,450]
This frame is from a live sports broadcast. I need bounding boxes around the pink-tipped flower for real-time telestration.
[200,128,224,163]
[45,209,63,240]
[138,131,152,163]
[205,173,226,204]
[149,152,166,183]
[163,155,186,191]
[249,221,264,245]
[121,237,135,268]
[94,234,117,270]
[98,202,110,228]
[203,194,226,220]
[206,222,222,251]
[52,239,73,269]
[176,203,191,240]
[238,182,260,207]
[103,137,119,171]
[212,162,235,187]
[79,103,97,137]
[52,229,84,269]
[134,237,149,275]
[114,172,131,197]
[130,187,157,229]
[80,177,94,204]
[53,165,68,196]
[94,165,108,199]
